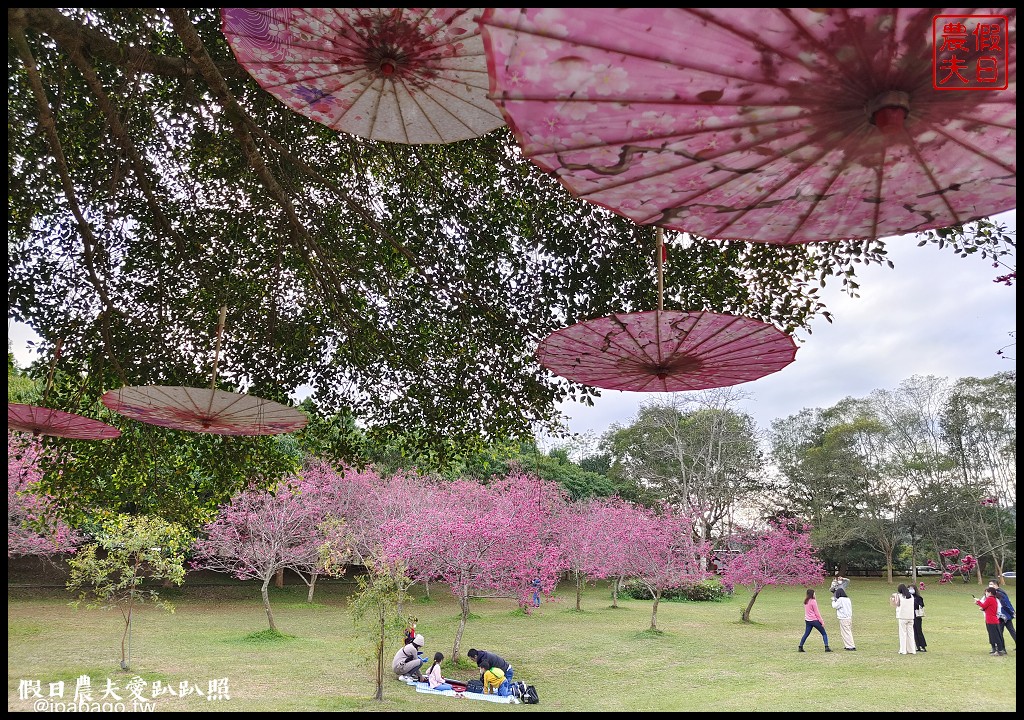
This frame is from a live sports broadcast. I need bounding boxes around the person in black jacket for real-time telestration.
[911,584,927,652]
[989,578,1016,648]
[467,648,514,681]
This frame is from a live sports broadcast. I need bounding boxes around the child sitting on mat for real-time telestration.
[427,652,453,692]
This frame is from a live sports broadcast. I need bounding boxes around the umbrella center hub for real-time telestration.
[866,91,911,136]
[653,356,702,379]
[368,46,408,78]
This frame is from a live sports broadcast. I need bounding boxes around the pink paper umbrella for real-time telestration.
[536,310,797,392]
[7,403,121,440]
[480,8,1016,244]
[222,7,504,144]
[101,386,308,436]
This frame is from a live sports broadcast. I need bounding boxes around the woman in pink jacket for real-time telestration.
[798,588,832,652]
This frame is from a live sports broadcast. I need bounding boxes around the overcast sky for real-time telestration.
[8,212,1016,445]
[551,210,1017,444]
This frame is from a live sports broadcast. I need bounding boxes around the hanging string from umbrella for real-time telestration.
[205,304,228,421]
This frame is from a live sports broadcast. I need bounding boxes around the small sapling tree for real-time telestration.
[66,514,189,669]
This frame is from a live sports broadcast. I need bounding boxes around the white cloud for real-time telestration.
[6,320,42,369]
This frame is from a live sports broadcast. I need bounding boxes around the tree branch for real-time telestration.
[10,23,127,384]
[8,8,246,81]
[166,8,362,327]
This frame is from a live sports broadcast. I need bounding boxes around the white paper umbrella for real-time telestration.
[101,386,308,436]
[222,7,505,144]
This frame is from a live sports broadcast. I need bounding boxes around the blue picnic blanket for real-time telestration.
[400,677,518,704]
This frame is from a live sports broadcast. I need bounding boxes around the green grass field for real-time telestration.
[7,577,1016,712]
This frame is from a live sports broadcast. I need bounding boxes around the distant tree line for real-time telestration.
[594,372,1015,581]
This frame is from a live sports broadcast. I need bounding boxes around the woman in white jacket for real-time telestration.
[891,584,917,654]
[830,588,855,650]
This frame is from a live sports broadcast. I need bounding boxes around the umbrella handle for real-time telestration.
[656,228,664,313]
[654,228,665,370]
[42,337,63,402]
[210,305,227,390]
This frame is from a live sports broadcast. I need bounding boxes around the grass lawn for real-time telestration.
[7,577,1016,712]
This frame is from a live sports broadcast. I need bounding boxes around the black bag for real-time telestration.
[466,679,484,694]
[522,684,539,704]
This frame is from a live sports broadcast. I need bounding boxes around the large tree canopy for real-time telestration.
[8,8,1008,465]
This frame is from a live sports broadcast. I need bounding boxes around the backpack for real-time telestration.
[509,680,538,704]
[465,679,484,694]
[522,684,539,705]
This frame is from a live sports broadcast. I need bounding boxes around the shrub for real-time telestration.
[617,578,731,602]
[685,578,731,602]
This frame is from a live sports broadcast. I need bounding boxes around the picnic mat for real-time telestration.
[400,677,518,704]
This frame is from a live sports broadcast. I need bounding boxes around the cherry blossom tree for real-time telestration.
[192,479,347,631]
[296,460,379,563]
[298,460,431,609]
[625,502,711,631]
[719,518,825,623]
[383,470,567,661]
[556,496,638,611]
[555,499,597,611]
[502,471,570,611]
[8,436,81,557]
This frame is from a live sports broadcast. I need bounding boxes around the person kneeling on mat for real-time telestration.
[392,634,427,680]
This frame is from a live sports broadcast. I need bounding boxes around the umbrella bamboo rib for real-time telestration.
[533,117,883,238]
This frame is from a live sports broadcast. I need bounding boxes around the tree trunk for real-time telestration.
[374,603,385,701]
[453,587,470,663]
[575,570,583,611]
[742,589,760,623]
[307,572,318,603]
[611,576,622,608]
[424,579,430,599]
[650,591,661,631]
[275,567,284,588]
[120,596,134,669]
[261,576,277,632]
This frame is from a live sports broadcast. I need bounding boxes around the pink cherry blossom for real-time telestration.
[8,435,81,557]
[719,518,824,623]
